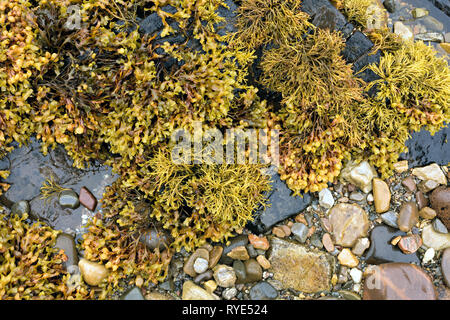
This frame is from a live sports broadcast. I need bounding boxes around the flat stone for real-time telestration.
[78,258,108,286]
[433,218,449,234]
[442,248,450,287]
[338,248,359,268]
[380,210,399,228]
[349,191,365,202]
[412,163,447,185]
[352,238,370,256]
[319,188,334,209]
[412,8,429,18]
[430,187,450,229]
[422,224,450,251]
[340,161,378,193]
[58,189,80,209]
[363,263,437,300]
[342,31,374,63]
[79,186,97,211]
[184,248,209,277]
[328,203,369,247]
[415,32,444,42]
[393,160,408,173]
[120,287,144,300]
[247,172,311,233]
[244,259,263,283]
[421,16,444,32]
[227,246,250,260]
[322,233,335,253]
[268,237,334,293]
[373,178,391,213]
[365,225,420,264]
[248,234,270,250]
[182,280,218,300]
[401,176,417,193]
[397,201,419,232]
[54,233,79,270]
[213,265,236,288]
[249,282,278,300]
[291,223,309,244]
[256,255,271,269]
[398,234,422,254]
[233,260,247,284]
[221,235,248,264]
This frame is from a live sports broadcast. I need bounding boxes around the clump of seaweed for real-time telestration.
[338,0,373,27]
[40,175,70,202]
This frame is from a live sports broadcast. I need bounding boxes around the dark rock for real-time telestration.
[244,259,263,283]
[249,281,278,300]
[340,23,355,40]
[55,233,79,270]
[11,200,30,216]
[58,189,80,209]
[140,227,171,251]
[312,6,347,31]
[194,270,214,284]
[380,211,399,228]
[365,225,421,264]
[138,12,163,35]
[120,287,145,300]
[428,0,450,16]
[221,235,249,264]
[342,31,374,63]
[247,172,311,233]
[216,0,238,36]
[246,244,258,258]
[79,186,97,211]
[432,218,449,234]
[352,50,381,92]
[442,248,450,287]
[233,260,247,284]
[430,186,450,229]
[383,0,396,13]
[363,263,437,300]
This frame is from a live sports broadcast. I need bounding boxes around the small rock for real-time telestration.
[373,178,391,213]
[418,180,439,193]
[291,223,309,243]
[213,265,236,288]
[419,207,437,220]
[280,225,291,237]
[322,233,335,253]
[182,281,218,300]
[412,164,447,185]
[222,287,237,300]
[430,187,450,230]
[412,8,429,18]
[415,32,444,42]
[340,161,378,193]
[209,246,223,268]
[272,226,286,238]
[416,191,429,210]
[193,257,209,274]
[352,238,370,256]
[401,176,416,193]
[349,191,365,202]
[397,201,419,232]
[203,280,217,294]
[256,255,271,269]
[244,259,263,283]
[319,188,334,209]
[422,224,450,251]
[184,248,209,277]
[246,244,258,258]
[393,160,408,173]
[55,233,79,270]
[422,248,435,264]
[248,234,270,250]
[421,16,444,32]
[79,186,97,211]
[194,270,213,284]
[233,260,247,284]
[397,234,422,254]
[442,248,450,287]
[78,258,108,286]
[145,291,173,300]
[249,281,278,300]
[433,218,448,234]
[394,21,413,41]
[367,193,374,202]
[383,0,396,13]
[120,287,144,300]
[58,189,80,209]
[338,248,359,268]
[349,268,363,283]
[381,211,399,228]
[140,227,171,251]
[363,263,437,300]
[11,200,30,216]
[221,235,248,264]
[328,203,369,247]
[227,246,250,260]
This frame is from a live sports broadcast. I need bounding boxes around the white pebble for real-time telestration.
[319,188,334,209]
[422,248,435,264]
[353,283,361,292]
[366,193,374,202]
[349,268,363,283]
[193,257,209,274]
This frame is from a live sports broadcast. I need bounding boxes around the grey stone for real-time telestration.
[301,0,336,17]
[58,189,80,209]
[120,287,145,300]
[11,200,30,216]
[342,31,374,63]
[312,5,347,31]
[415,32,444,42]
[432,218,449,234]
[383,0,396,13]
[194,270,213,284]
[352,50,381,87]
[350,191,365,202]
[291,223,309,243]
[222,287,238,300]
[249,282,278,300]
[233,260,247,284]
[55,233,79,270]
[420,16,444,32]
[381,211,399,228]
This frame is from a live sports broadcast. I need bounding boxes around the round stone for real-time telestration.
[213,265,236,288]
[244,259,263,283]
[397,202,419,232]
[249,281,278,300]
[193,257,209,274]
[58,189,80,209]
[222,287,237,300]
[328,203,369,247]
[78,258,108,286]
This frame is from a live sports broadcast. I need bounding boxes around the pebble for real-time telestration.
[248,234,270,250]
[140,227,171,251]
[208,246,223,268]
[78,258,108,286]
[213,265,236,288]
[397,201,419,232]
[349,268,363,284]
[394,21,413,41]
[11,200,30,216]
[246,244,258,258]
[272,226,286,238]
[280,225,291,237]
[365,225,420,264]
[412,163,447,185]
[367,193,374,202]
[233,260,247,284]
[401,176,416,193]
[322,233,335,253]
[184,248,209,277]
[204,280,217,294]
[268,237,334,293]
[415,33,444,42]
[222,287,237,300]
[227,246,250,260]
[328,203,369,247]
[363,263,437,300]
[393,160,408,173]
[412,8,429,18]
[418,180,439,193]
[79,186,97,211]
[397,234,422,254]
[120,287,144,300]
[416,191,429,210]
[338,248,359,268]
[380,211,399,228]
[442,248,450,287]
[221,235,248,264]
[352,238,370,256]
[340,161,378,193]
[291,223,309,243]
[182,281,218,300]
[194,270,213,284]
[430,186,450,229]
[421,224,450,251]
[319,188,334,209]
[256,255,271,270]
[54,233,79,270]
[244,259,263,283]
[249,282,278,300]
[383,0,396,13]
[432,218,448,234]
[373,178,391,213]
[349,191,365,202]
[58,189,80,209]
[419,207,437,220]
[422,248,435,264]
[193,257,209,274]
